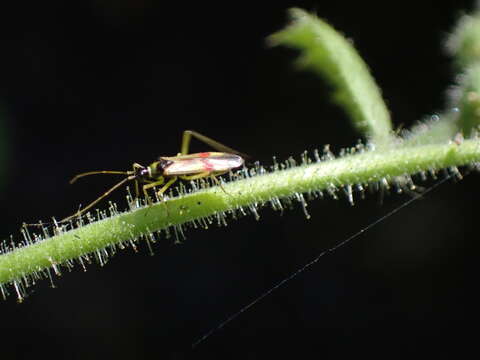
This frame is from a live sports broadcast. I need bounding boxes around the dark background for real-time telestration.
[0,1,478,359]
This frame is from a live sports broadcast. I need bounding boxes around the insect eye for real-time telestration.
[157,159,173,172]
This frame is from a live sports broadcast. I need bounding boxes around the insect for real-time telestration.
[63,130,246,222]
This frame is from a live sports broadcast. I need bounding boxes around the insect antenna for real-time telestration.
[70,170,132,184]
[62,175,136,223]
[23,171,136,228]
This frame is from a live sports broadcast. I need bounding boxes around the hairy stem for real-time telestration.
[1,139,478,288]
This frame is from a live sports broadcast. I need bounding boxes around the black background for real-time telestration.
[0,1,478,359]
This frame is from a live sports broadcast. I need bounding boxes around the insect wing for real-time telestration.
[162,153,244,176]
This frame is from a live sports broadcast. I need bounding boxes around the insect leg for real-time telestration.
[154,177,178,198]
[142,177,176,217]
[180,172,230,194]
[130,163,145,199]
[210,174,229,195]
[181,130,249,158]
[179,172,211,181]
[142,178,166,204]
[134,180,140,199]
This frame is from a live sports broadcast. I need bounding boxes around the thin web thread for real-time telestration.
[192,175,452,348]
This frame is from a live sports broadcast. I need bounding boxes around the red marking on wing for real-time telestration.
[202,158,215,171]
[198,152,211,158]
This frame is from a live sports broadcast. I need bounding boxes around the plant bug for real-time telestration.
[63,130,246,222]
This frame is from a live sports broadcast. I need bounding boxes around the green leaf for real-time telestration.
[269,8,393,147]
[446,11,480,70]
[451,64,480,137]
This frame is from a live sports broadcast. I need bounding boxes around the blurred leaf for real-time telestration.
[269,8,393,147]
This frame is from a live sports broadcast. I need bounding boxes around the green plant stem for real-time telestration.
[1,139,479,287]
